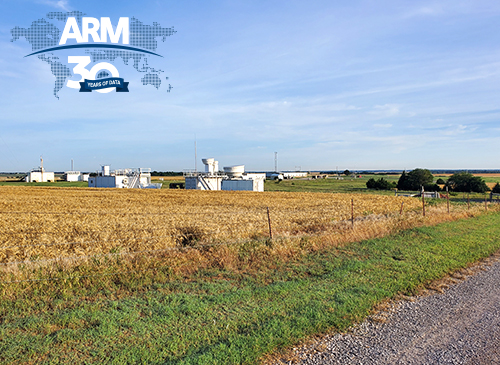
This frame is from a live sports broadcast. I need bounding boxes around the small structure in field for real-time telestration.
[88,165,162,189]
[25,157,54,182]
[64,171,90,182]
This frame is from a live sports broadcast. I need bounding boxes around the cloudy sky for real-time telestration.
[1,0,499,172]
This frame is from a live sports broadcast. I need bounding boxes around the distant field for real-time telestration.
[265,175,397,195]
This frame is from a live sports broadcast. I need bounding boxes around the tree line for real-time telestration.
[366,169,496,193]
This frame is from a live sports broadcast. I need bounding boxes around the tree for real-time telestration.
[446,172,489,193]
[492,183,500,194]
[436,178,445,185]
[366,177,396,190]
[343,169,351,176]
[397,171,409,190]
[397,168,434,191]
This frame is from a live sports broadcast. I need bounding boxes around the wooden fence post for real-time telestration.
[422,187,426,217]
[351,199,354,228]
[446,186,450,214]
[467,194,470,210]
[266,207,273,239]
[400,201,404,215]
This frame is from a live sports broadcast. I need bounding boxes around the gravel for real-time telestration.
[272,254,500,365]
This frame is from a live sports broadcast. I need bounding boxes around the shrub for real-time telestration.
[423,183,441,192]
[492,183,500,194]
[436,178,445,184]
[366,177,396,190]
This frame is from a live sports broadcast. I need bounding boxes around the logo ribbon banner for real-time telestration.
[79,78,129,92]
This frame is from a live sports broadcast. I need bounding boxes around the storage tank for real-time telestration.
[223,165,245,178]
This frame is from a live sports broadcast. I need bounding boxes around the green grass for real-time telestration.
[2,212,500,364]
[264,175,400,195]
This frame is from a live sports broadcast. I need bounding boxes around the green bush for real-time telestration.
[423,183,441,192]
[366,177,396,190]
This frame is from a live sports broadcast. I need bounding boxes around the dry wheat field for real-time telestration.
[0,186,429,265]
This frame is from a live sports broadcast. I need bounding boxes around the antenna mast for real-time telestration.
[40,156,44,182]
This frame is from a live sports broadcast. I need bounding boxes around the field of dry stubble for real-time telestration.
[0,186,434,265]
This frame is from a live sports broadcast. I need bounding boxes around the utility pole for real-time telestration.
[194,138,197,176]
[274,152,278,173]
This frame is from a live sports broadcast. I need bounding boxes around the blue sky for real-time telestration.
[0,0,499,172]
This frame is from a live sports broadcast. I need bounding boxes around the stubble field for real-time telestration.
[0,186,424,266]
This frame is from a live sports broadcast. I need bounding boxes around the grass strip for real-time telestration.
[1,212,500,364]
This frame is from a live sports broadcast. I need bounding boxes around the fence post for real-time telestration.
[422,186,426,217]
[467,194,470,210]
[351,199,354,228]
[400,201,404,215]
[266,207,273,239]
[485,195,488,211]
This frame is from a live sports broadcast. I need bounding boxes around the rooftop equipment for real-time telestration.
[202,158,219,175]
[223,165,245,178]
[185,159,264,191]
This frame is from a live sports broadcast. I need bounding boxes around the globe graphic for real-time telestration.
[96,70,111,79]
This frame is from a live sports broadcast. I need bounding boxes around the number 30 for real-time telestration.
[67,56,120,94]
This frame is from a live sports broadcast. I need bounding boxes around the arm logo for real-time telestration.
[11,11,176,99]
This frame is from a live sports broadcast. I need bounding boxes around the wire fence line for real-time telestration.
[0,219,261,237]
[0,205,365,216]
[0,210,273,216]
[0,228,233,250]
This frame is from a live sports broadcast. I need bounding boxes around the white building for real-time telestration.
[265,171,307,180]
[64,171,81,182]
[282,171,307,179]
[25,157,54,182]
[64,171,90,182]
[88,165,162,189]
[26,169,54,182]
[185,158,265,192]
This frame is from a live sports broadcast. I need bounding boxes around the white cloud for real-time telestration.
[443,124,468,136]
[403,6,443,19]
[368,104,400,118]
[37,0,70,11]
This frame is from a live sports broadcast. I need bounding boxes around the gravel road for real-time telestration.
[272,253,500,365]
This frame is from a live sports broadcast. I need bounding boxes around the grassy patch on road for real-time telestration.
[2,212,500,364]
